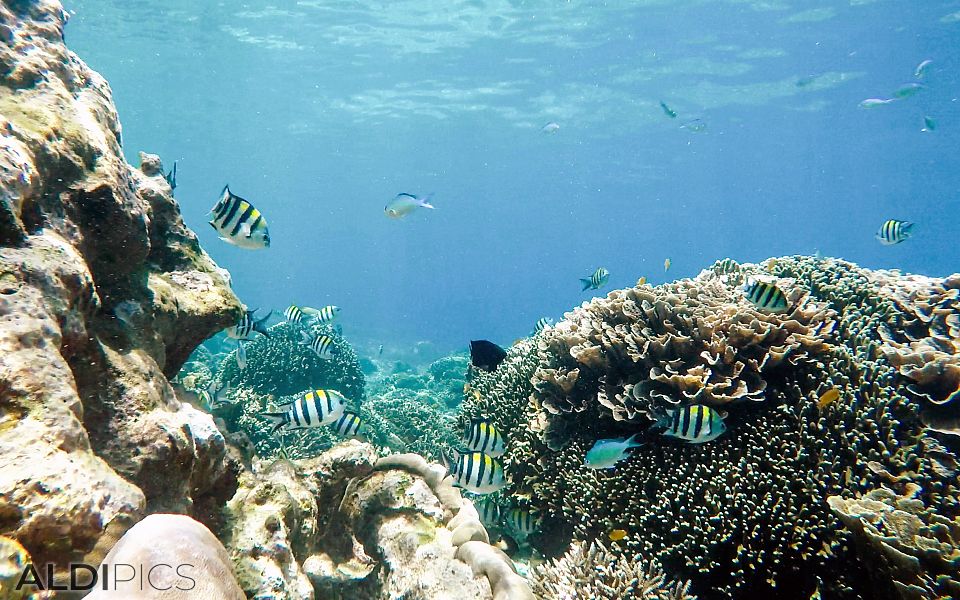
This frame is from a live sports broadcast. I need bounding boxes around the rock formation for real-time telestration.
[0,0,241,579]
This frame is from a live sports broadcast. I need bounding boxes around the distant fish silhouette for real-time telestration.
[164,161,177,193]
[470,340,507,372]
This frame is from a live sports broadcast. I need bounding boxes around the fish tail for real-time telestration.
[262,412,289,434]
[419,194,436,209]
[441,449,459,477]
[625,433,644,448]
[255,311,273,336]
[580,278,593,291]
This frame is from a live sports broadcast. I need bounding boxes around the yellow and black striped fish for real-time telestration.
[876,219,914,245]
[263,389,346,433]
[330,411,364,438]
[474,499,500,526]
[660,404,726,443]
[464,419,506,457]
[284,305,305,324]
[580,267,610,291]
[302,305,340,323]
[300,331,334,359]
[209,186,270,249]
[505,507,541,538]
[743,280,789,313]
[444,451,507,495]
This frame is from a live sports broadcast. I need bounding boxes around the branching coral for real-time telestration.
[530,540,695,600]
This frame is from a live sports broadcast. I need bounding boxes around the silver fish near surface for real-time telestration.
[659,404,726,443]
[893,83,924,99]
[385,193,435,218]
[743,279,789,313]
[580,267,610,291]
[301,331,334,359]
[584,435,643,469]
[876,219,914,245]
[680,118,706,132]
[540,121,560,134]
[330,411,364,438]
[443,450,507,495]
[263,389,347,433]
[915,59,933,79]
[464,419,506,457]
[236,340,247,370]
[208,185,270,249]
[858,98,895,109]
[226,309,271,340]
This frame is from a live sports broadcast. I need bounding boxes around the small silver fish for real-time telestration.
[922,116,937,132]
[584,434,643,469]
[680,118,706,133]
[858,98,895,109]
[915,59,933,79]
[237,340,247,370]
[541,122,560,134]
[385,193,435,219]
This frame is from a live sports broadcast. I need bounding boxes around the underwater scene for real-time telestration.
[1,0,959,599]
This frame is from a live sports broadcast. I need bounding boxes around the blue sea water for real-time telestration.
[66,0,959,355]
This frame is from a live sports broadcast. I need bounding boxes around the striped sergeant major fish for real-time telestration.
[330,411,364,439]
[743,279,789,314]
[300,331,334,359]
[659,404,726,444]
[226,309,271,339]
[580,267,609,291]
[263,389,346,434]
[443,450,508,495]
[505,507,541,539]
[464,419,506,457]
[209,185,270,249]
[534,317,554,334]
[198,380,232,412]
[876,219,914,245]
[473,499,500,527]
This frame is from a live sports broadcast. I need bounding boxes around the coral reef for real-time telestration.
[462,256,960,599]
[828,481,960,599]
[530,540,695,600]
[0,0,240,573]
[85,514,245,600]
[222,443,532,600]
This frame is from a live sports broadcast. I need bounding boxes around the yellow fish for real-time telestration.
[767,258,778,273]
[608,529,628,541]
[464,383,472,393]
[817,387,840,409]
[472,389,482,401]
[664,258,671,272]
[636,276,647,286]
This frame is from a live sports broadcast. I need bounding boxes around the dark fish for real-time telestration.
[164,161,177,193]
[470,340,507,372]
[659,100,678,118]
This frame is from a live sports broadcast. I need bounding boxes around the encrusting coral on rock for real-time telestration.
[462,255,960,599]
[222,442,533,600]
[0,0,240,576]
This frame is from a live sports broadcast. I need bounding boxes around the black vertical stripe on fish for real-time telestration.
[248,214,263,238]
[291,401,302,427]
[301,395,313,426]
[680,406,691,437]
[230,202,255,237]
[693,405,704,438]
[218,195,242,229]
[672,409,681,433]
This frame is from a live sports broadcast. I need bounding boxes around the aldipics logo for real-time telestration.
[16,563,197,592]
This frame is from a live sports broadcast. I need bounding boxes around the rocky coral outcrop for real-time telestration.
[462,256,960,600]
[223,443,533,600]
[0,0,240,574]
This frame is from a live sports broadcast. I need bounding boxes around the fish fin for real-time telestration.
[299,330,311,344]
[262,412,289,434]
[419,194,436,209]
[625,433,644,448]
[580,278,592,291]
